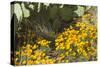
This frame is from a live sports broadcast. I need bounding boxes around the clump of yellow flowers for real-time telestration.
[14,13,97,65]
[14,38,55,65]
[37,38,51,47]
[55,14,97,62]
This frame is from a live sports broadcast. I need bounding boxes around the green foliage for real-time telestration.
[12,2,97,43]
[59,5,77,21]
